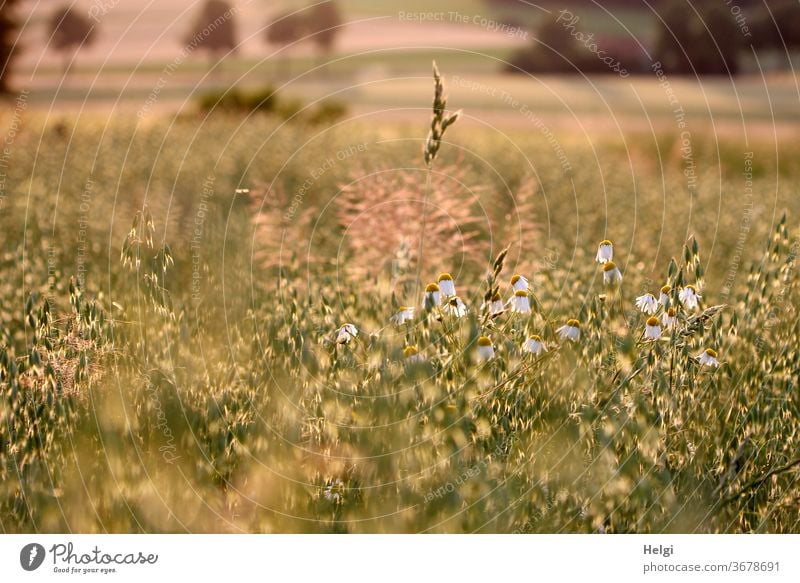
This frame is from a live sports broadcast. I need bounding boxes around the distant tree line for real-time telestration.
[503,0,800,75]
[0,0,22,94]
[265,3,343,56]
[48,5,97,76]
[0,0,344,94]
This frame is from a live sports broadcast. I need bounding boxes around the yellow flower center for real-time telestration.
[438,273,453,281]
[511,274,523,284]
[661,284,671,293]
[646,317,659,326]
[567,319,580,327]
[685,284,696,293]
[667,307,676,317]
[600,239,612,247]
[425,283,440,292]
[514,290,528,297]
[705,348,718,358]
[530,335,542,342]
[603,261,617,272]
[491,293,501,302]
[477,336,492,347]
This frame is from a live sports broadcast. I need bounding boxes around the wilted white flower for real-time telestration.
[556,319,581,342]
[403,345,424,363]
[522,335,546,355]
[489,293,505,316]
[595,239,613,263]
[659,284,672,306]
[391,306,415,325]
[662,307,677,329]
[443,296,467,317]
[697,348,720,367]
[423,282,441,309]
[635,293,658,315]
[511,289,531,314]
[644,316,662,340]
[476,336,495,361]
[679,284,701,310]
[602,261,622,286]
[336,323,358,345]
[511,274,529,291]
[323,479,344,502]
[438,272,456,297]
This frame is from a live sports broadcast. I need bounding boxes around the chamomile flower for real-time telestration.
[438,273,456,297]
[336,323,358,345]
[659,284,672,306]
[511,289,532,314]
[511,274,529,291]
[602,261,622,286]
[644,316,662,340]
[443,296,467,318]
[423,283,441,309]
[476,336,495,361]
[679,284,701,310]
[403,345,423,363]
[323,479,344,502]
[522,335,546,355]
[635,293,658,315]
[596,240,613,263]
[489,293,505,316]
[557,319,581,342]
[662,307,677,329]
[697,348,720,368]
[391,306,415,325]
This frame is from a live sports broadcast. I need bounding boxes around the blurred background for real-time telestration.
[1,1,799,534]
[1,0,798,134]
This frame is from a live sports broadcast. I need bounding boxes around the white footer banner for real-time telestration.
[1,535,798,581]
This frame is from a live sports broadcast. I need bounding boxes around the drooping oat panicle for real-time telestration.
[482,244,511,319]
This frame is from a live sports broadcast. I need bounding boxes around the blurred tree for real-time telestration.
[750,0,800,51]
[306,1,343,55]
[184,0,238,61]
[506,16,647,75]
[264,11,307,76]
[484,0,659,5]
[508,19,580,73]
[265,11,307,49]
[0,0,21,94]
[48,5,97,77]
[653,0,742,75]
